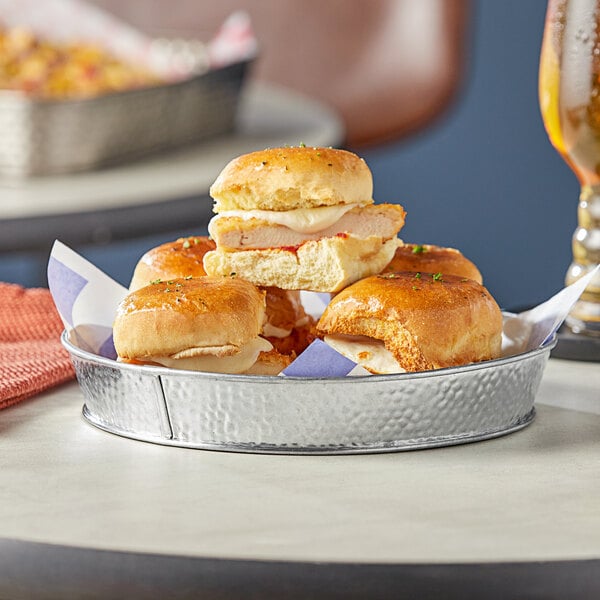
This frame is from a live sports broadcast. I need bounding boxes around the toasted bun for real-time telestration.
[129,236,216,291]
[203,235,401,292]
[209,146,373,212]
[317,272,502,372]
[384,243,483,284]
[262,287,316,355]
[263,287,307,332]
[114,276,266,360]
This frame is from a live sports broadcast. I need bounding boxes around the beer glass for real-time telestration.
[539,0,600,336]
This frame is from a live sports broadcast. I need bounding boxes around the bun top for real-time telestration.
[114,276,266,360]
[129,236,216,291]
[209,146,373,212]
[317,272,502,372]
[384,243,483,284]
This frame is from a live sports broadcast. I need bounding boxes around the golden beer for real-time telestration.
[539,0,600,334]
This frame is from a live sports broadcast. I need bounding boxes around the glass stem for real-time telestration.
[565,184,600,334]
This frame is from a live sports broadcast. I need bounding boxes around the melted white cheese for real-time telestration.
[324,334,406,374]
[262,322,292,338]
[151,337,273,374]
[211,203,361,234]
[263,314,310,339]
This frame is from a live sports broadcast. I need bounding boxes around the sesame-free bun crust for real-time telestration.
[210,147,373,212]
[317,272,502,372]
[384,243,483,284]
[203,235,401,292]
[129,236,216,291]
[114,276,265,360]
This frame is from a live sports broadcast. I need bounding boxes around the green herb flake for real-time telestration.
[414,272,422,279]
[299,141,306,147]
[184,275,193,280]
[412,286,420,291]
[432,272,443,281]
[150,279,162,285]
[182,240,191,249]
[412,244,425,254]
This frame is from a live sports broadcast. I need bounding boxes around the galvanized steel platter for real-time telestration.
[62,331,555,455]
[0,57,251,178]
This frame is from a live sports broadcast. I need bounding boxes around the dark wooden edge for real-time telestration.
[0,537,599,600]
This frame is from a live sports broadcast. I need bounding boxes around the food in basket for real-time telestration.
[113,276,291,375]
[317,272,502,374]
[129,236,216,291]
[128,236,315,358]
[383,243,483,284]
[203,146,406,292]
[115,146,499,376]
[0,25,162,98]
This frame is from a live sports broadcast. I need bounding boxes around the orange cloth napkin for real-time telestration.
[0,283,75,409]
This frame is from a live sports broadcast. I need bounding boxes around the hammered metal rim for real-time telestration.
[81,404,536,455]
[0,59,252,107]
[64,330,554,454]
[61,330,557,384]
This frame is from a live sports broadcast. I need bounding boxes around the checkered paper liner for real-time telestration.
[47,240,598,377]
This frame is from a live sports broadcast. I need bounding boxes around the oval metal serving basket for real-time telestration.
[62,331,556,455]
[0,57,251,178]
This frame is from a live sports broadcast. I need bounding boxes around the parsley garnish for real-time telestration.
[432,272,443,281]
[412,245,425,254]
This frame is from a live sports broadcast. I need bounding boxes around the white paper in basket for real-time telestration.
[0,0,257,78]
[48,240,598,377]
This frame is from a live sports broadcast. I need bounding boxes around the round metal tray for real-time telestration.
[62,331,555,455]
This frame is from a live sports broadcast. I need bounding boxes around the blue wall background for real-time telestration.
[0,1,580,311]
[361,0,579,310]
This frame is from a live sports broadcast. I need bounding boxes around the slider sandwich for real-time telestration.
[129,236,216,291]
[113,276,291,375]
[203,146,406,292]
[383,243,483,284]
[317,272,502,374]
[128,235,315,357]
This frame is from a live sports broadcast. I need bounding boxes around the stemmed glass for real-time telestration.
[539,0,600,337]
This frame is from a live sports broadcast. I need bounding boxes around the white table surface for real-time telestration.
[0,357,598,566]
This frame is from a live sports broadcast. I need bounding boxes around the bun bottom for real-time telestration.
[203,236,400,292]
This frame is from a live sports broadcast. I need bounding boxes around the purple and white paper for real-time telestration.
[48,241,127,359]
[48,240,598,377]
